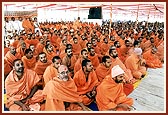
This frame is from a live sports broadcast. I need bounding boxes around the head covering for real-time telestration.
[111,65,125,78]
[134,48,142,55]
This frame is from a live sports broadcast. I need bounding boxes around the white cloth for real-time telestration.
[111,65,125,78]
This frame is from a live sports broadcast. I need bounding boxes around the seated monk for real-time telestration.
[5,59,44,111]
[74,49,88,74]
[36,38,45,54]
[88,47,100,70]
[34,52,52,87]
[156,41,164,63]
[95,55,112,83]
[71,37,82,59]
[62,48,77,78]
[73,59,99,105]
[43,44,56,61]
[43,65,91,111]
[16,41,27,57]
[143,47,162,68]
[4,46,21,78]
[125,48,147,79]
[43,56,61,86]
[109,46,136,84]
[119,40,131,63]
[96,65,133,111]
[21,49,37,70]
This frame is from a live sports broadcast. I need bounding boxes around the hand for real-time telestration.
[21,104,30,111]
[86,92,92,99]
[91,90,96,97]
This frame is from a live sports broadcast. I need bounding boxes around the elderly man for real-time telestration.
[96,65,133,111]
[43,65,90,111]
[5,59,44,111]
[125,48,146,79]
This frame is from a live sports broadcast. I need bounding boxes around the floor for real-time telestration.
[128,64,165,112]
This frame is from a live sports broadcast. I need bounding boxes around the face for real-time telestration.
[125,41,130,47]
[103,58,112,68]
[53,59,61,69]
[63,40,67,46]
[104,38,108,44]
[47,44,53,52]
[10,46,16,55]
[58,66,69,81]
[67,49,73,57]
[21,42,26,49]
[87,43,92,49]
[29,45,35,52]
[110,49,118,58]
[26,51,33,59]
[151,48,157,54]
[73,39,78,44]
[14,60,24,74]
[39,53,47,63]
[82,51,88,59]
[85,62,93,72]
[114,74,124,83]
[150,38,154,43]
[116,42,121,48]
[110,36,115,41]
[90,49,95,56]
[92,39,97,46]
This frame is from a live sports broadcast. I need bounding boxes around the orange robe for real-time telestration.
[5,69,44,111]
[100,43,109,55]
[16,46,26,58]
[4,47,10,56]
[119,45,131,63]
[11,40,19,48]
[62,55,77,72]
[5,51,18,67]
[95,63,111,83]
[43,48,56,61]
[141,40,154,53]
[36,43,45,54]
[43,64,58,86]
[34,60,52,78]
[156,41,164,62]
[111,56,135,95]
[79,40,87,49]
[21,56,37,70]
[96,75,133,111]
[43,77,83,111]
[88,54,100,69]
[4,59,12,78]
[74,57,83,74]
[143,49,162,68]
[22,19,34,33]
[125,53,146,79]
[72,43,82,59]
[73,69,99,105]
[59,44,67,59]
[111,57,134,82]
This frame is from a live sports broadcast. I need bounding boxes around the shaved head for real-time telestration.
[58,65,68,73]
[58,65,69,81]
